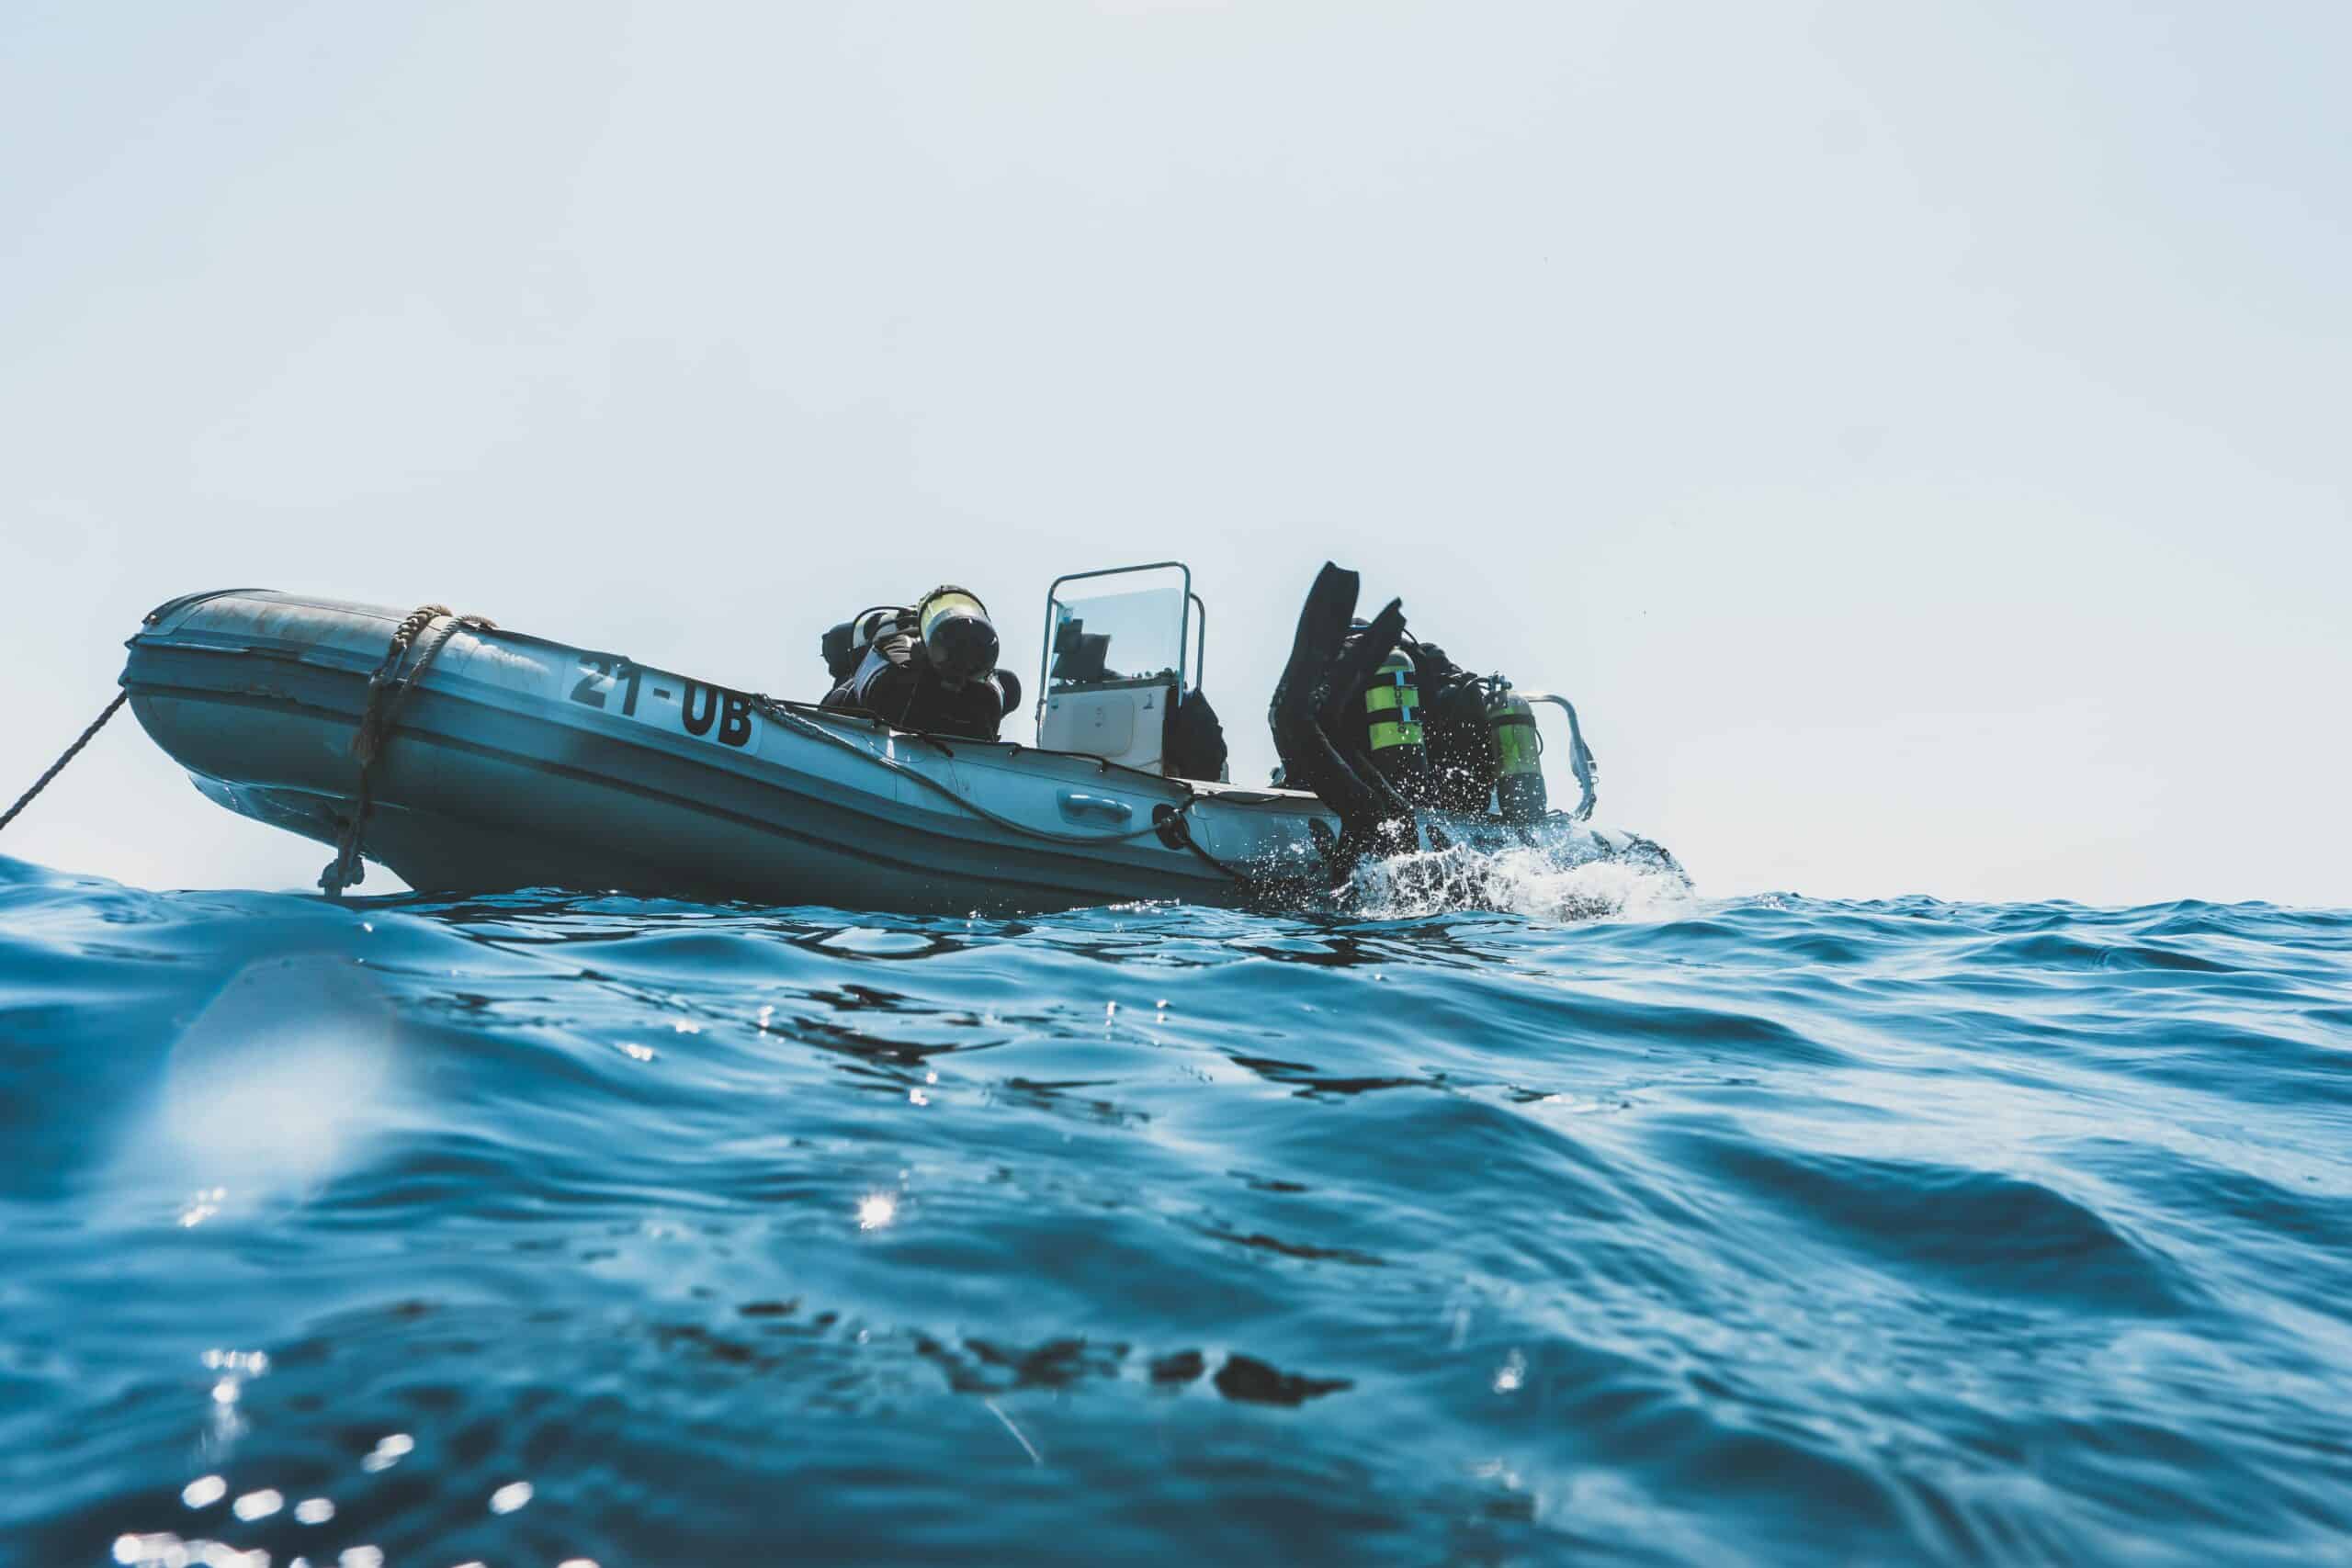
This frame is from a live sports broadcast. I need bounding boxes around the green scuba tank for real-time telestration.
[1363,648,1429,791]
[1487,686,1547,824]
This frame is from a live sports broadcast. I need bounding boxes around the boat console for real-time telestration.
[1036,562,1224,781]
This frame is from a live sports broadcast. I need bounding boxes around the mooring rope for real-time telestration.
[0,693,130,837]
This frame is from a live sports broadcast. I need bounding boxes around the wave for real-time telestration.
[4,853,2349,1564]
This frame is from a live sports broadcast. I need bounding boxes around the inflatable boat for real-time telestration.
[119,570,1678,913]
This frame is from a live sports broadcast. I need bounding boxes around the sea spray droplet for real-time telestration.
[359,1433,412,1472]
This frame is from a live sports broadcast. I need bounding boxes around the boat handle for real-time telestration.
[1057,790,1133,826]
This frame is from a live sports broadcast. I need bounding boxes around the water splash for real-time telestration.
[1349,823,1695,921]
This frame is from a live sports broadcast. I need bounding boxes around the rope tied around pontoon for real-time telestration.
[0,693,130,837]
[320,604,495,897]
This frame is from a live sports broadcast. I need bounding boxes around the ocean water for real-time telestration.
[3,852,2349,1567]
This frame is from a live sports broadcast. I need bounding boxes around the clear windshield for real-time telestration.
[1046,568,1189,688]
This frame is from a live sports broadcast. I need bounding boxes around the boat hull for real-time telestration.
[121,592,1674,912]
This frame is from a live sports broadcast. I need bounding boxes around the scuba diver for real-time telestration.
[1269,563,1596,876]
[819,585,1022,741]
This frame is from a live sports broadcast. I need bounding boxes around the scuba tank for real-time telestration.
[1486,683,1548,824]
[820,605,910,684]
[914,585,999,687]
[820,588,1020,740]
[1362,648,1430,794]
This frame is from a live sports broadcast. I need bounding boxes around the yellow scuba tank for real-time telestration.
[915,585,999,688]
[1487,685,1547,824]
[823,588,1018,740]
[1363,648,1429,791]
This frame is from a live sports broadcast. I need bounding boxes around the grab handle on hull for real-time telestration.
[1057,791,1135,827]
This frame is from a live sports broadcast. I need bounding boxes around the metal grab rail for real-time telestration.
[1035,560,1195,727]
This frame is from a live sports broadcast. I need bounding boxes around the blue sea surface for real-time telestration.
[3,852,2349,1566]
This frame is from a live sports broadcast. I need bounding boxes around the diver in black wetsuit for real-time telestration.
[1269,564,1578,877]
[1267,565,1417,870]
[818,586,1023,741]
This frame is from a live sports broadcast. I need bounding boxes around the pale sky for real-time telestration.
[4,1,2346,907]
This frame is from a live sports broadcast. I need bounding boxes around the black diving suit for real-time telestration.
[818,589,1022,742]
[1268,563,1558,874]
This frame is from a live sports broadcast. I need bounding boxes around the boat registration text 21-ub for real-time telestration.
[566,656,756,750]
